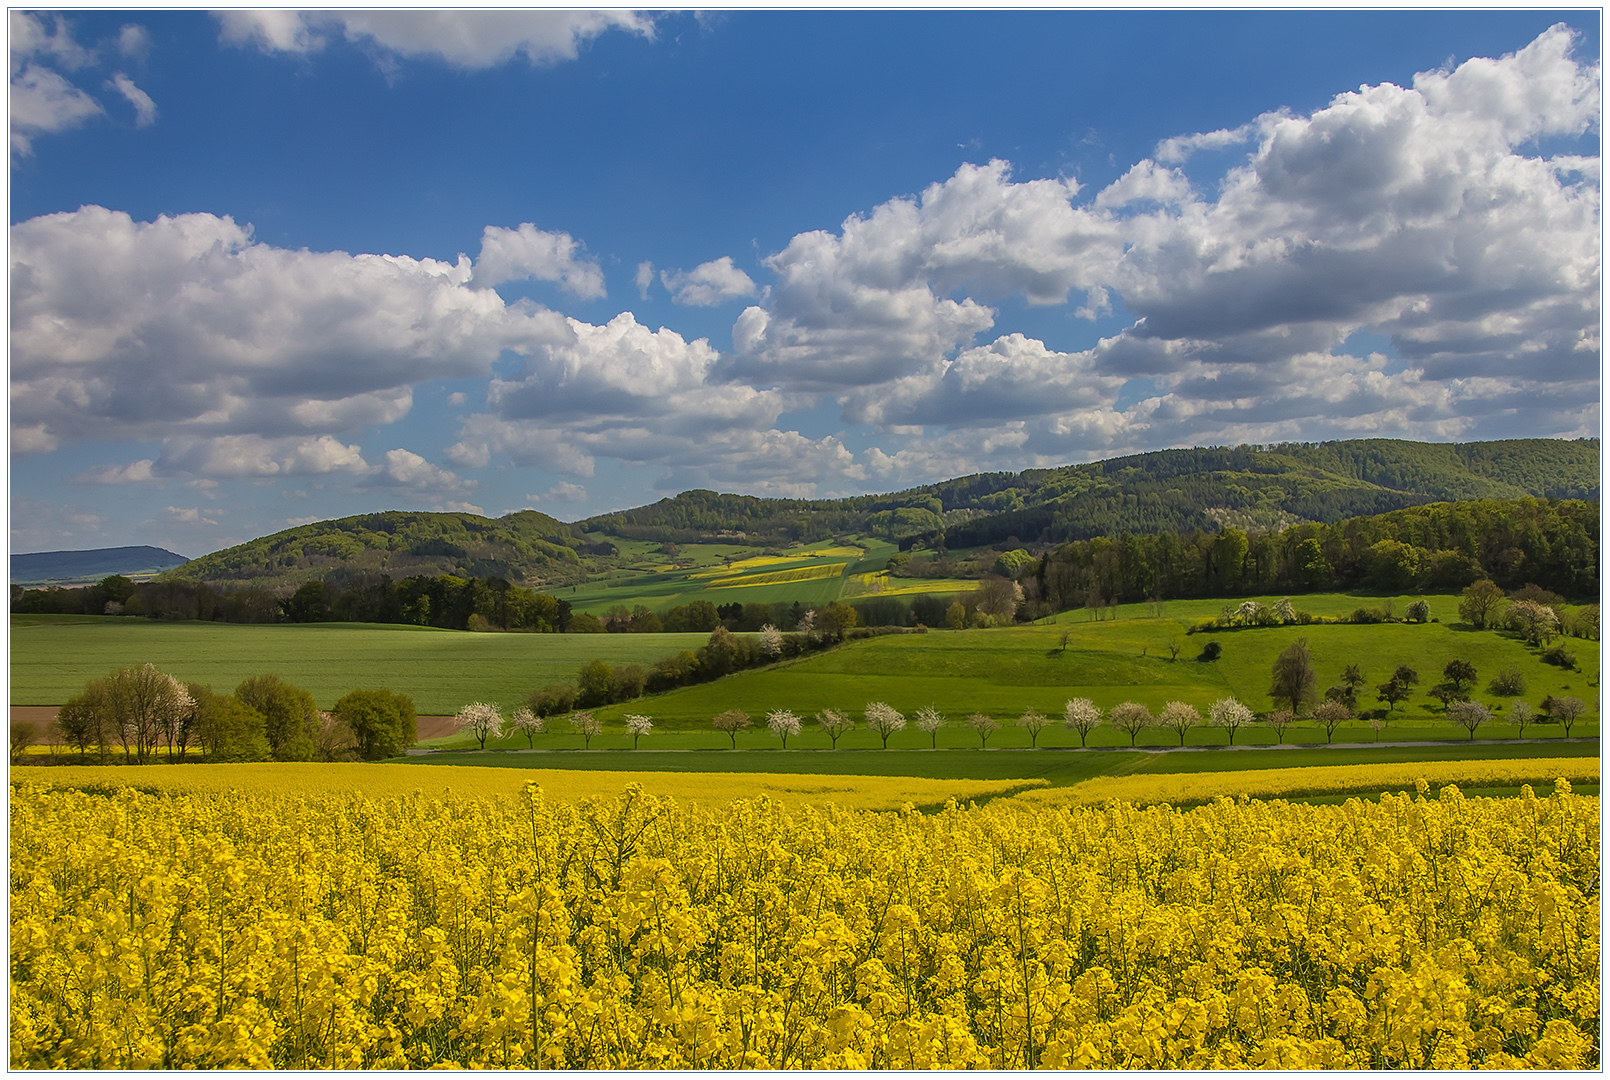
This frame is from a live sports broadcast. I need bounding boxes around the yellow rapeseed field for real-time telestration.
[688,554,813,578]
[7,763,1037,811]
[706,563,847,589]
[10,777,1598,1069]
[1010,757,1603,809]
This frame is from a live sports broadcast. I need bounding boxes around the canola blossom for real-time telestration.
[1010,757,1602,809]
[7,763,1038,811]
[10,778,1598,1069]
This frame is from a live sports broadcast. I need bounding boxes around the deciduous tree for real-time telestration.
[1208,697,1253,745]
[1109,702,1153,747]
[765,709,800,749]
[864,702,905,748]
[1458,580,1507,629]
[1446,700,1492,740]
[570,710,603,749]
[816,708,853,748]
[1269,639,1318,714]
[914,706,946,748]
[333,688,417,760]
[510,706,545,748]
[1017,708,1050,747]
[1312,700,1350,743]
[236,673,319,761]
[1159,700,1200,746]
[455,701,504,750]
[968,712,999,747]
[1062,698,1103,747]
[713,709,751,749]
[1265,708,1296,744]
[625,714,653,749]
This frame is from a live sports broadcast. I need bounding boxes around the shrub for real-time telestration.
[1405,600,1430,623]
[1541,643,1578,670]
[1198,641,1223,662]
[1488,668,1527,697]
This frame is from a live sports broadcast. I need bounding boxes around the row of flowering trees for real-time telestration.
[456,689,1592,751]
[451,697,1304,750]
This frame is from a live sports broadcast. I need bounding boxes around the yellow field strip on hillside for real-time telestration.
[9,763,1045,812]
[840,571,977,598]
[706,563,847,589]
[688,555,814,578]
[1006,757,1601,808]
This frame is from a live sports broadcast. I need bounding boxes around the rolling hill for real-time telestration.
[160,437,1599,591]
[11,546,189,586]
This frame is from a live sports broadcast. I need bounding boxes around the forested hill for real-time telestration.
[168,509,600,590]
[581,438,1600,548]
[163,438,1597,591]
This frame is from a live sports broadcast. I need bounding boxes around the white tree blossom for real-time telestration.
[968,712,999,746]
[796,609,817,640]
[1508,699,1535,738]
[766,708,802,748]
[570,710,602,748]
[914,705,946,748]
[1208,697,1254,746]
[624,713,653,748]
[1446,700,1492,740]
[759,623,784,658]
[1272,597,1296,624]
[1109,701,1154,747]
[1017,708,1050,747]
[1062,698,1103,747]
[816,707,854,748]
[1159,700,1200,746]
[509,706,545,748]
[864,701,905,748]
[455,701,504,750]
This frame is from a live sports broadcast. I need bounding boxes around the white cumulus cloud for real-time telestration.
[661,256,758,306]
[719,24,1599,466]
[473,223,605,299]
[10,205,572,465]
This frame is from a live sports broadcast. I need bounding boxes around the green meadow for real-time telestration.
[9,615,711,715]
[403,740,1597,791]
[17,591,1595,753]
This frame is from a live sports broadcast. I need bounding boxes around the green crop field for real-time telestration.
[9,615,715,715]
[400,740,1598,792]
[15,591,1599,748]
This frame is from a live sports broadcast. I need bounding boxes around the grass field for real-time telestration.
[14,590,1600,748]
[8,615,716,714]
[399,738,1598,785]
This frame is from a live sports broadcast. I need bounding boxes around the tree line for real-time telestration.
[1020,497,1597,615]
[31,666,416,765]
[12,571,573,631]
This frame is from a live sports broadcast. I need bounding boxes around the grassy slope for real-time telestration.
[15,591,1600,744]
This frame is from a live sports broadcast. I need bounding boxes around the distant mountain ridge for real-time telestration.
[12,545,189,586]
[162,437,1599,591]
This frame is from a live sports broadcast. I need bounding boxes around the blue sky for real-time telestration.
[9,9,1602,557]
